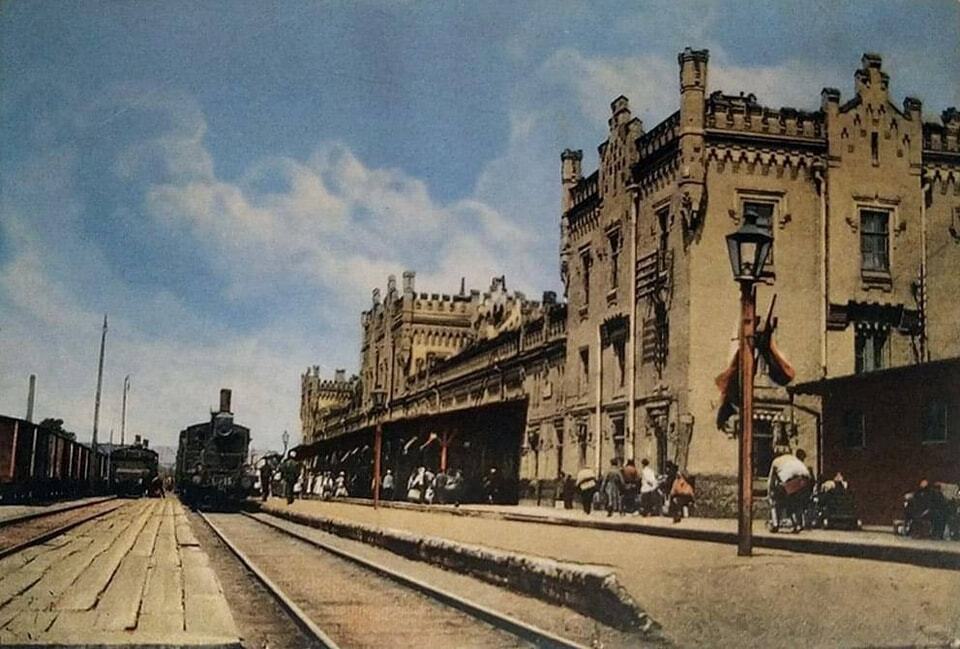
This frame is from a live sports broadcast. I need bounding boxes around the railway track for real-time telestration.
[0,497,121,559]
[199,511,590,649]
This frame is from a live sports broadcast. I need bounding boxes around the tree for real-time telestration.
[38,418,76,440]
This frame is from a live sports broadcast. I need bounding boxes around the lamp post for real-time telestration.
[282,430,289,456]
[725,207,773,557]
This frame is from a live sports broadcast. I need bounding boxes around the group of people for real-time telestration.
[306,470,351,501]
[901,478,960,540]
[403,466,466,505]
[563,458,695,522]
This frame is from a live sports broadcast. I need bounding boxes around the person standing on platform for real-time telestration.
[639,459,658,516]
[483,467,502,504]
[621,460,640,514]
[279,452,300,505]
[576,466,598,515]
[602,458,625,517]
[445,468,464,507]
[381,469,395,501]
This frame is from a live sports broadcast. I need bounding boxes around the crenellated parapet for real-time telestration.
[635,111,680,162]
[706,92,824,140]
[923,108,960,156]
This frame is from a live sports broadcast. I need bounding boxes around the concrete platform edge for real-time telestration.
[322,497,960,571]
[256,502,662,635]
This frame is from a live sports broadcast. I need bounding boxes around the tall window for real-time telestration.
[743,200,775,267]
[656,207,670,253]
[613,337,626,388]
[860,209,890,272]
[612,417,625,462]
[579,347,590,395]
[607,229,621,290]
[855,325,888,373]
[922,400,948,443]
[577,420,589,466]
[842,410,865,448]
[580,249,592,307]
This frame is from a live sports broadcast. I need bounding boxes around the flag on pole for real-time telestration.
[715,296,795,430]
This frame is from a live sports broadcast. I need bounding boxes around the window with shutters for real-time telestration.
[860,209,890,273]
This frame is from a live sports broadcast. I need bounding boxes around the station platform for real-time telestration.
[312,495,960,570]
[260,497,960,648]
[0,497,239,647]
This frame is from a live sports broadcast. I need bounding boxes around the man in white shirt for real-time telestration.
[639,458,659,516]
[768,448,812,532]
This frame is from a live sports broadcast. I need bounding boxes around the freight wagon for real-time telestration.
[0,415,109,503]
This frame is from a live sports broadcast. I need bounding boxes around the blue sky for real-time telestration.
[1,1,957,451]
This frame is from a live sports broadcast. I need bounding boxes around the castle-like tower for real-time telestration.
[559,49,960,512]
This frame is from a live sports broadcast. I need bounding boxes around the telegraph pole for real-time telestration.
[90,315,108,484]
[26,374,36,422]
[121,375,130,446]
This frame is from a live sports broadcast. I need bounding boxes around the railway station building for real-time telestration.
[299,49,960,513]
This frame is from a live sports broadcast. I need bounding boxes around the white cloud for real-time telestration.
[542,49,678,126]
[145,138,545,301]
[0,86,554,453]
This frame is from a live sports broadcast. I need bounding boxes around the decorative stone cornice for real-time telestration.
[706,143,822,181]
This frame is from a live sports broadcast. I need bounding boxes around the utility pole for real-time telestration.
[121,375,130,446]
[26,374,36,423]
[90,315,108,484]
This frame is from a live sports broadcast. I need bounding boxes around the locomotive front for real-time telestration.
[178,389,253,509]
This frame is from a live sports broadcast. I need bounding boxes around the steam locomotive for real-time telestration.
[110,442,160,497]
[175,389,253,510]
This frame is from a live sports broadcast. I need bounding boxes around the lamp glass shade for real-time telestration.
[726,214,773,282]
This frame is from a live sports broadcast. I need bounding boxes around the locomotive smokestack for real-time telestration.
[26,374,36,423]
[220,389,232,413]
[142,438,149,449]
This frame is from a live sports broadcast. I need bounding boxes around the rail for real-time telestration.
[238,511,590,649]
[0,497,120,560]
[198,512,340,649]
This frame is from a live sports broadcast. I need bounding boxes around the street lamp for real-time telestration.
[725,206,773,557]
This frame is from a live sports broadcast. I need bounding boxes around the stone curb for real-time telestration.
[319,497,960,571]
[257,502,661,635]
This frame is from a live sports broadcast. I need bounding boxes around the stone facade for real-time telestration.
[299,367,355,444]
[300,48,959,511]
[559,49,959,509]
